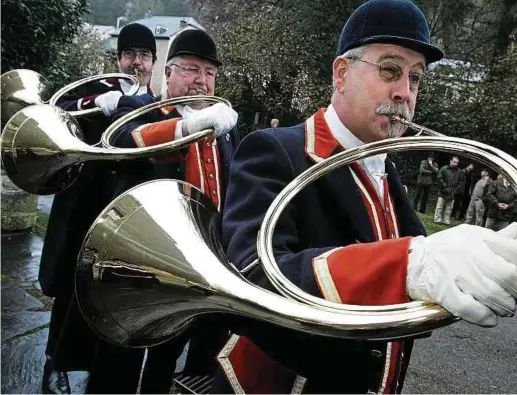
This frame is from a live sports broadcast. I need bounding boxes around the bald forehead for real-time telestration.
[363,43,426,71]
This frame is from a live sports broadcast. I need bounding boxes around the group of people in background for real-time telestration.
[413,151,517,230]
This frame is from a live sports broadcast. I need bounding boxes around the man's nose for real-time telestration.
[194,70,208,85]
[390,76,412,104]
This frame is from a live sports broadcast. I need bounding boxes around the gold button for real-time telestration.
[206,158,213,164]
[205,142,211,148]
[209,174,215,179]
[212,190,217,195]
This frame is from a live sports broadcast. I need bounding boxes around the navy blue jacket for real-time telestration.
[219,110,426,394]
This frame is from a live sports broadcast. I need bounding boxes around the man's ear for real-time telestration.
[332,56,349,94]
[165,65,171,78]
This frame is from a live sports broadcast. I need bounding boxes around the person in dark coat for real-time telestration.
[39,23,157,394]
[434,156,461,225]
[451,163,474,220]
[465,168,491,226]
[84,27,240,394]
[413,151,438,213]
[213,1,517,393]
[485,175,517,231]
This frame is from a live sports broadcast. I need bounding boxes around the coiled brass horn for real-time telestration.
[75,118,517,348]
[0,69,139,123]
[75,179,453,348]
[0,96,230,195]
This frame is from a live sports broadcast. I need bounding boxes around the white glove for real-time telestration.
[407,224,517,327]
[186,102,238,138]
[94,91,123,116]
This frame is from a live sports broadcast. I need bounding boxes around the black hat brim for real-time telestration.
[170,50,222,67]
[355,35,444,64]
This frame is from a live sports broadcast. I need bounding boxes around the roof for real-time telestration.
[84,24,116,40]
[111,16,204,39]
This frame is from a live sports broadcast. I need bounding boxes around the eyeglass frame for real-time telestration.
[345,56,427,91]
[169,63,218,79]
[121,49,154,62]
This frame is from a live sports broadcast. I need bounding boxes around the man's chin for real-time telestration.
[377,120,406,138]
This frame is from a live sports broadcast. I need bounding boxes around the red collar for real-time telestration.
[304,108,341,162]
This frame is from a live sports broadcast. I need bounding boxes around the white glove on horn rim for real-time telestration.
[186,102,238,138]
[94,91,123,116]
[407,224,517,327]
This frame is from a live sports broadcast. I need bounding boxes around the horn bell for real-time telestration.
[75,179,236,347]
[1,104,91,195]
[1,69,52,125]
[1,97,223,196]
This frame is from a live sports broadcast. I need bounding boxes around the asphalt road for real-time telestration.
[403,318,517,393]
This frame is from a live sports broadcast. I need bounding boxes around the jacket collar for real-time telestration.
[304,108,340,162]
[305,107,389,169]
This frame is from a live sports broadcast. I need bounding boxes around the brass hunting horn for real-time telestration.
[0,96,230,195]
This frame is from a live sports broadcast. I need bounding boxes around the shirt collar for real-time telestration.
[324,104,365,151]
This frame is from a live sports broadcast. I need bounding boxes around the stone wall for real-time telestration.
[1,168,38,232]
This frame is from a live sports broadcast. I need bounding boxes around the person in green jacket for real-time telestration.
[413,151,438,213]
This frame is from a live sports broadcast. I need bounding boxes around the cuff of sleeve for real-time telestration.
[313,237,413,305]
[407,235,427,299]
[137,118,179,146]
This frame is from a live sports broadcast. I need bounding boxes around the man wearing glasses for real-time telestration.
[39,23,157,394]
[84,27,239,394]
[215,0,517,393]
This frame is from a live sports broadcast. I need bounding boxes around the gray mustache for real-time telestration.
[376,102,413,121]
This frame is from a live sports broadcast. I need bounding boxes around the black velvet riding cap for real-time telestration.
[118,23,157,57]
[167,28,221,67]
[337,0,444,64]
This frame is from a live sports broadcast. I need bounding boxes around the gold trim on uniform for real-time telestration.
[312,248,343,303]
[217,334,245,394]
[305,114,324,163]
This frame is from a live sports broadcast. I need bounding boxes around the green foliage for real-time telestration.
[1,0,89,89]
[58,27,114,86]
[415,49,517,156]
[189,0,517,167]
[85,0,127,26]
[32,212,50,238]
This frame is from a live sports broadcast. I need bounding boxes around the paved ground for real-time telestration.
[1,232,89,394]
[1,229,186,394]
[403,319,517,393]
[1,226,516,394]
